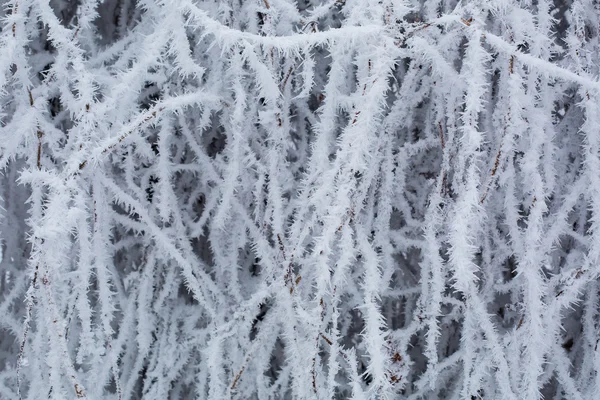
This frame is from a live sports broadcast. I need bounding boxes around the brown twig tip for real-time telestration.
[231,365,246,389]
[277,234,286,260]
[509,55,515,74]
[74,383,85,398]
[280,66,293,90]
[480,146,503,203]
[311,357,317,393]
[36,130,43,170]
[479,192,487,204]
[11,3,19,37]
[461,17,473,26]
[491,149,502,177]
[320,334,333,346]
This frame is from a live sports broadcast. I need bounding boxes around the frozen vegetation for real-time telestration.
[0,0,600,399]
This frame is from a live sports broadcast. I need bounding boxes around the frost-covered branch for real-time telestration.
[1,0,599,399]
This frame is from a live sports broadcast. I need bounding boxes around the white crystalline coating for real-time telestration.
[0,0,599,399]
